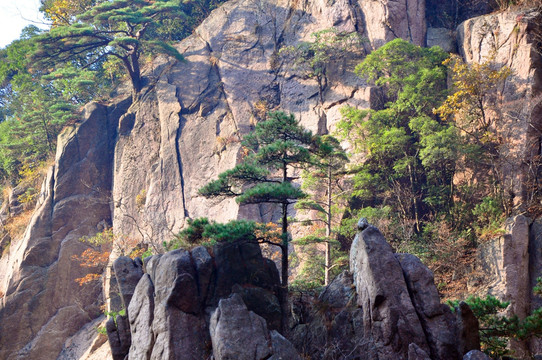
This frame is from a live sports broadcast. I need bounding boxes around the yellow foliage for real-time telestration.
[435,54,511,140]
[73,228,140,286]
[43,0,95,26]
[135,189,147,210]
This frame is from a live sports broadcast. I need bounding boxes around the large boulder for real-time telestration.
[126,240,282,359]
[350,224,430,359]
[210,294,300,360]
[397,253,460,360]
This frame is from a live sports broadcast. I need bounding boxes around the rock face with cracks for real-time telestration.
[0,99,130,360]
[0,0,541,358]
[123,241,282,360]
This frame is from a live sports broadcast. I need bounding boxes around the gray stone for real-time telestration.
[128,274,154,360]
[463,350,492,360]
[269,330,301,360]
[112,256,144,312]
[350,225,430,358]
[397,253,460,360]
[426,27,456,52]
[456,302,480,355]
[106,315,131,360]
[0,99,130,360]
[408,343,431,360]
[210,293,272,360]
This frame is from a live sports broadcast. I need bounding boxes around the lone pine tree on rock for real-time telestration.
[199,111,315,289]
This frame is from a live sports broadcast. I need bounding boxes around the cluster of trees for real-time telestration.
[165,38,516,294]
[0,0,227,184]
[336,39,514,281]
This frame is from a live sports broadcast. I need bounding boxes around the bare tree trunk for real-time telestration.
[325,165,332,286]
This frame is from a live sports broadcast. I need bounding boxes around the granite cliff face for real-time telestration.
[0,100,130,359]
[111,0,428,245]
[0,0,541,358]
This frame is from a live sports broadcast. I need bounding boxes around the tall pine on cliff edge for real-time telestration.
[32,0,185,98]
[199,111,314,289]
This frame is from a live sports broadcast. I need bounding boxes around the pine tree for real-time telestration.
[32,0,186,98]
[199,111,314,289]
[295,135,348,285]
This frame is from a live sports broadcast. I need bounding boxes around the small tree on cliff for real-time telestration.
[295,135,349,285]
[32,0,185,98]
[199,111,314,289]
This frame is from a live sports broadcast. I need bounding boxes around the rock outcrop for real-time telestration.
[111,0,427,244]
[124,241,282,359]
[289,220,478,360]
[0,0,428,356]
[350,225,431,358]
[0,99,130,360]
[457,9,542,210]
[210,293,300,360]
[1,0,541,358]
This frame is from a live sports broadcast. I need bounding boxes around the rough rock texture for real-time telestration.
[426,27,456,52]
[127,241,282,359]
[408,343,431,360]
[361,0,426,48]
[0,0,428,356]
[457,10,542,209]
[397,253,460,360]
[112,256,144,312]
[455,302,480,356]
[290,224,462,360]
[471,215,531,355]
[210,293,301,360]
[462,350,492,360]
[350,225,430,358]
[1,0,541,358]
[0,99,130,360]
[58,316,109,360]
[290,271,368,360]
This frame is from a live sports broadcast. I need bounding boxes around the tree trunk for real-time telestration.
[325,165,332,286]
[279,162,289,334]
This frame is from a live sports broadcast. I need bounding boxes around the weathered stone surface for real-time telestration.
[113,256,144,312]
[318,270,356,309]
[128,274,154,360]
[0,99,129,360]
[210,293,273,360]
[462,350,492,360]
[456,302,480,355]
[3,1,540,358]
[360,0,426,48]
[232,284,282,331]
[457,10,542,210]
[269,330,301,360]
[107,315,131,360]
[408,343,431,360]
[397,253,460,360]
[58,316,109,360]
[124,241,282,359]
[112,0,427,248]
[471,215,531,356]
[426,27,456,52]
[350,225,430,358]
